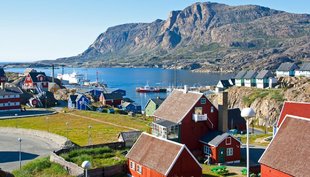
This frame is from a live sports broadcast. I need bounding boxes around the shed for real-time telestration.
[121,102,141,113]
[276,62,298,77]
[216,80,233,92]
[118,131,142,147]
[243,70,257,87]
[99,92,123,107]
[234,71,247,86]
[295,62,310,77]
[68,94,91,110]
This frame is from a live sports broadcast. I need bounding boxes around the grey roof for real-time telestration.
[28,72,47,82]
[154,119,177,128]
[118,131,142,142]
[69,95,78,102]
[0,68,5,77]
[234,71,247,79]
[150,97,165,105]
[218,80,232,88]
[102,92,123,100]
[0,87,23,96]
[277,62,298,71]
[299,63,310,71]
[200,131,223,145]
[256,70,273,79]
[243,70,257,79]
[201,132,240,147]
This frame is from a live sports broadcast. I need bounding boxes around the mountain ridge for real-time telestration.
[40,2,310,72]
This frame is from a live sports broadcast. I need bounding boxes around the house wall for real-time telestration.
[24,74,48,89]
[276,71,291,77]
[256,79,268,89]
[261,164,292,177]
[127,159,166,177]
[295,71,310,77]
[145,101,156,117]
[168,149,202,177]
[244,79,252,87]
[77,96,90,110]
[180,95,218,155]
[0,95,21,111]
[235,79,243,86]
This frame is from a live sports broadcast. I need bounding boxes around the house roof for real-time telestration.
[276,101,310,127]
[69,95,78,102]
[28,72,47,82]
[259,115,310,177]
[144,97,165,109]
[234,71,247,79]
[0,68,5,77]
[102,92,123,100]
[153,90,203,123]
[299,62,310,71]
[228,108,246,129]
[154,119,177,127]
[200,132,241,147]
[126,133,200,175]
[118,131,142,142]
[217,80,232,88]
[0,86,23,96]
[243,70,257,79]
[256,70,273,79]
[277,62,298,71]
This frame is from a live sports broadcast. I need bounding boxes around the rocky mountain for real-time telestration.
[44,2,310,72]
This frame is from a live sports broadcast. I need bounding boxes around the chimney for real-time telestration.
[183,85,188,93]
[52,64,55,83]
[218,91,228,132]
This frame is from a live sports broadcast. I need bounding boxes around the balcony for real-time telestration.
[192,114,208,122]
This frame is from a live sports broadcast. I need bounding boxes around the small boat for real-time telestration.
[136,83,166,93]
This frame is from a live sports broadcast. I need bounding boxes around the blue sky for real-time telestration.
[0,0,309,62]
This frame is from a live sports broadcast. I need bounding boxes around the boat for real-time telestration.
[136,83,166,93]
[57,71,83,84]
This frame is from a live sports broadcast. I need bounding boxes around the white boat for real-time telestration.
[57,71,83,84]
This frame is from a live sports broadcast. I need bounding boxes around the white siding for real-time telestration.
[244,79,252,87]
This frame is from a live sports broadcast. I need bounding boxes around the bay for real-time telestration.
[5,67,234,108]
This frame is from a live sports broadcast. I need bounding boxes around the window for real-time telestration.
[136,164,142,174]
[227,148,233,156]
[200,98,206,104]
[204,145,211,155]
[16,102,20,106]
[226,137,231,145]
[194,107,203,115]
[211,106,214,113]
[130,161,135,170]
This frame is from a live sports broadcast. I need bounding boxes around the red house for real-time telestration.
[0,68,22,111]
[259,114,310,177]
[152,89,219,156]
[126,133,202,177]
[23,72,48,91]
[99,92,123,107]
[200,132,241,164]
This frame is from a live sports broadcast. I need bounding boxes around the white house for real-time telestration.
[295,63,310,77]
[243,70,257,87]
[234,71,247,87]
[256,70,274,89]
[216,79,234,92]
[276,62,298,77]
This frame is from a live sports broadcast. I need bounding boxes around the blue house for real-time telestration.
[68,94,91,110]
[77,88,104,101]
[121,102,141,113]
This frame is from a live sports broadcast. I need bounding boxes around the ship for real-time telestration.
[136,83,166,93]
[57,71,83,84]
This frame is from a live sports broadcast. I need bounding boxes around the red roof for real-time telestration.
[277,101,310,127]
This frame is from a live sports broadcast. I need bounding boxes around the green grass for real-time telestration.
[0,110,150,146]
[12,157,72,177]
[238,133,272,146]
[60,146,127,168]
[242,89,284,106]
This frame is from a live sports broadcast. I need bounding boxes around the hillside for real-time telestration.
[38,2,310,71]
[208,77,310,126]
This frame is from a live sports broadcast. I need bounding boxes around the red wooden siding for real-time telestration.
[277,102,310,127]
[127,159,166,177]
[261,165,292,177]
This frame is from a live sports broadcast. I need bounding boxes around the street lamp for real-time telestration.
[241,108,255,177]
[81,161,91,177]
[18,138,22,169]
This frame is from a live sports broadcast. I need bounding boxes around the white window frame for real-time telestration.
[204,145,211,155]
[227,148,233,156]
[130,161,135,170]
[136,164,142,174]
[226,137,231,145]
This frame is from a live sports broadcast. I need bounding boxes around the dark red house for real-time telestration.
[152,89,219,156]
[200,132,241,164]
[23,72,48,91]
[259,114,310,177]
[126,133,202,177]
[99,92,123,107]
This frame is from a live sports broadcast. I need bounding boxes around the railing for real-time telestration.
[192,114,208,122]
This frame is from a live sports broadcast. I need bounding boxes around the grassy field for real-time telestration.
[60,146,128,168]
[0,110,151,146]
[12,157,72,177]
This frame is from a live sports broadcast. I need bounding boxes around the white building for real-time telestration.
[276,63,298,77]
[234,71,247,87]
[243,70,257,87]
[295,63,310,77]
[256,70,274,89]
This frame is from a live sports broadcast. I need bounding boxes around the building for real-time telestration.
[216,80,233,92]
[118,131,142,147]
[23,68,37,76]
[276,62,298,77]
[234,71,247,86]
[259,115,310,177]
[152,88,219,156]
[23,72,48,91]
[99,92,123,107]
[121,102,141,113]
[0,68,22,112]
[200,132,241,164]
[243,70,257,87]
[126,133,202,177]
[68,94,91,110]
[144,97,165,116]
[228,108,246,132]
[256,70,274,89]
[273,101,310,136]
[104,88,126,96]
[295,62,310,77]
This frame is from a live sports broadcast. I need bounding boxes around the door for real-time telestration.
[218,147,225,163]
